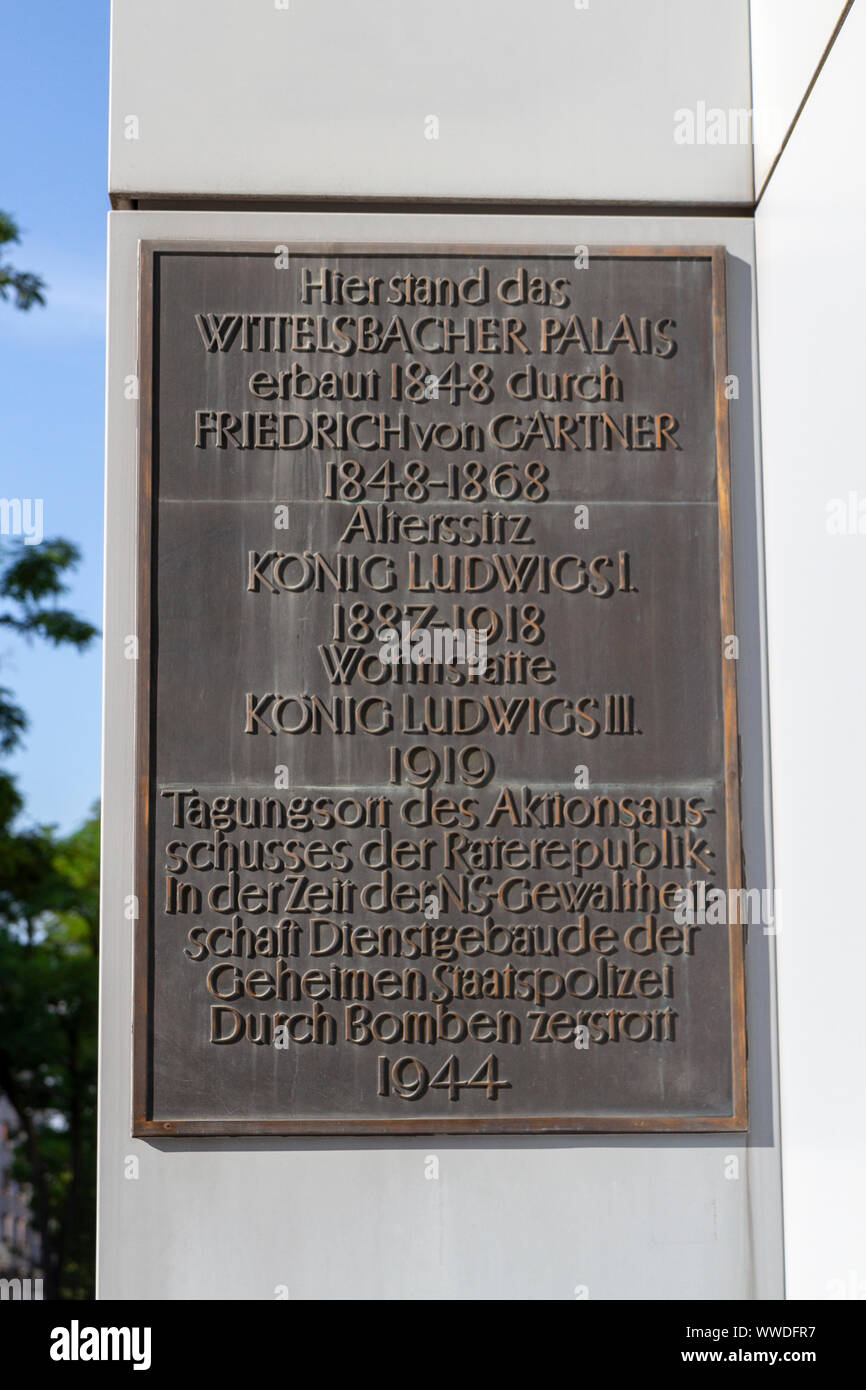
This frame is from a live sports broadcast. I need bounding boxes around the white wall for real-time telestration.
[755,0,866,1302]
[750,0,851,193]
[108,0,753,205]
[97,208,783,1300]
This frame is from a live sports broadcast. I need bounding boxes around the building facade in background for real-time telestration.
[0,1095,41,1286]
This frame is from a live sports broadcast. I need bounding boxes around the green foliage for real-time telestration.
[0,813,100,1300]
[0,211,46,311]
[0,214,99,1298]
[0,539,97,645]
[0,540,98,759]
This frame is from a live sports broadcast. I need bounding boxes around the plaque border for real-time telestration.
[132,242,748,1136]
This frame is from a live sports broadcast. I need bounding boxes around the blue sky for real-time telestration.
[0,1,110,833]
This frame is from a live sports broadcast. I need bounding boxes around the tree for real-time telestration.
[0,211,46,310]
[0,813,99,1300]
[0,214,99,1297]
[0,539,99,1298]
[0,538,97,756]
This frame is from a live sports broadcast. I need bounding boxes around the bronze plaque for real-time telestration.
[133,243,747,1135]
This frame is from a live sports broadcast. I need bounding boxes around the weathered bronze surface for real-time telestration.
[133,243,747,1135]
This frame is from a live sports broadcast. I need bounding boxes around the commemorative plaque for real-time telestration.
[133,243,747,1134]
